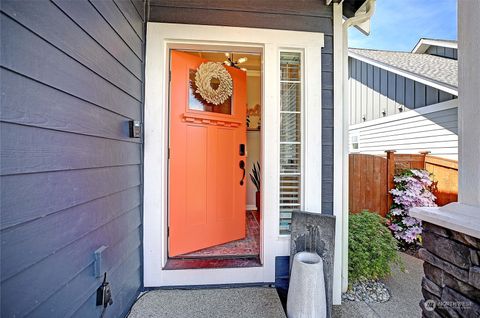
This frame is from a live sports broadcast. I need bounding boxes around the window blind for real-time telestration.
[279,52,302,234]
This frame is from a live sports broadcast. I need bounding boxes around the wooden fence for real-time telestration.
[349,151,458,216]
[425,156,458,206]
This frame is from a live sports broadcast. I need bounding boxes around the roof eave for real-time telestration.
[412,38,458,54]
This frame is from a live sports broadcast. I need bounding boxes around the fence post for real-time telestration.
[419,151,430,169]
[385,150,396,211]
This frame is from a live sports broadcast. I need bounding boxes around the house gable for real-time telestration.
[412,38,458,60]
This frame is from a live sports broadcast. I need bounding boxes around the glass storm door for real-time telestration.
[168,50,247,257]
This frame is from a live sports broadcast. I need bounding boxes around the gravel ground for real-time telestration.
[342,280,391,303]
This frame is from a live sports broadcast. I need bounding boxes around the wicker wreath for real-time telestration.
[195,62,233,105]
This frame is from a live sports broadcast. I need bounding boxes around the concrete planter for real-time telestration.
[287,252,327,318]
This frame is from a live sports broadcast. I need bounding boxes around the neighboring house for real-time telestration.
[348,38,459,160]
[0,0,376,316]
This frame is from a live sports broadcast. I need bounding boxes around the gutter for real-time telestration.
[339,0,376,294]
[343,0,376,31]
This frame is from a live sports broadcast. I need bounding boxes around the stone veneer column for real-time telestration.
[419,223,480,317]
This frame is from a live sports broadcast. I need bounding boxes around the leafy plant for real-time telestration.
[349,211,401,284]
[249,161,261,191]
[386,169,436,247]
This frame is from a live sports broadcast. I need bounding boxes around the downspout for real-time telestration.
[340,0,376,293]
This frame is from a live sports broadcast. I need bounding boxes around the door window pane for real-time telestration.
[188,69,232,114]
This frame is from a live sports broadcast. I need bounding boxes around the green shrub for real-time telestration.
[348,211,402,284]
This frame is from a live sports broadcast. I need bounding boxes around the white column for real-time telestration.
[332,2,346,303]
[458,0,480,206]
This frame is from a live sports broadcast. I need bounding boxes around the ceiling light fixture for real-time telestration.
[224,53,248,71]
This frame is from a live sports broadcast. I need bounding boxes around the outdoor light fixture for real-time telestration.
[224,53,248,71]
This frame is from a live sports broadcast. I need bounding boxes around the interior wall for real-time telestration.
[246,74,262,209]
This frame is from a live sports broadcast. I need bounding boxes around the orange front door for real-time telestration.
[169,51,247,257]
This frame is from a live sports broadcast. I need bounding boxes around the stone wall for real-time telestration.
[419,222,480,317]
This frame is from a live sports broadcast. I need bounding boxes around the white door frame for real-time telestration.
[144,22,324,287]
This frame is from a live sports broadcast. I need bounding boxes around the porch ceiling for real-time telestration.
[342,0,371,18]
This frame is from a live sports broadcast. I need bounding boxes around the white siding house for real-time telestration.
[349,39,459,160]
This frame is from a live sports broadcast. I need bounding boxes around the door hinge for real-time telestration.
[168,147,170,159]
[169,70,171,82]
[167,226,170,237]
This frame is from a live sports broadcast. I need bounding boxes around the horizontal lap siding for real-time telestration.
[149,0,335,213]
[0,0,145,317]
[350,106,459,160]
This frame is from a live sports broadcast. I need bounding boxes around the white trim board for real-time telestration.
[349,99,458,130]
[332,2,347,303]
[412,38,458,54]
[348,51,458,96]
[144,22,325,291]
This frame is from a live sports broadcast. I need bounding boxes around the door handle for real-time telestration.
[239,160,246,185]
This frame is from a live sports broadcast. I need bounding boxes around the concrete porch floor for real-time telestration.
[333,252,424,318]
[127,287,286,318]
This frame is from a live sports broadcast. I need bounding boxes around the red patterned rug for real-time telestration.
[176,211,260,258]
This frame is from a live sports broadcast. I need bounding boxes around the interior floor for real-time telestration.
[177,210,259,258]
[165,211,261,270]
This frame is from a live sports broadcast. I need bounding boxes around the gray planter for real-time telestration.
[287,252,327,318]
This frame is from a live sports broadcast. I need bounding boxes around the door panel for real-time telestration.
[169,50,247,257]
[185,125,208,226]
[216,128,235,221]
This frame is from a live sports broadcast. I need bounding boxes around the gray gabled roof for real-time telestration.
[349,48,458,93]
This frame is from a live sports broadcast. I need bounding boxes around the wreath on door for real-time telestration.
[195,62,233,105]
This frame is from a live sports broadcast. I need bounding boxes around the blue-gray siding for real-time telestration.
[149,0,335,214]
[349,57,457,125]
[426,45,458,60]
[0,1,145,317]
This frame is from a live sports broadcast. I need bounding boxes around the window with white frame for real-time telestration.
[279,52,303,234]
[350,133,360,152]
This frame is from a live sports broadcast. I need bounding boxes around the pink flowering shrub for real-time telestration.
[386,169,437,246]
